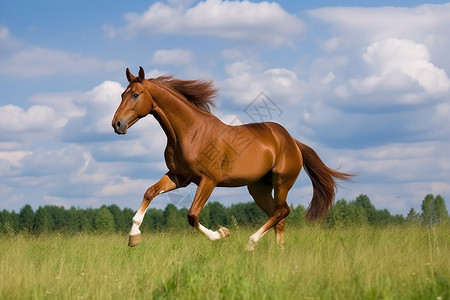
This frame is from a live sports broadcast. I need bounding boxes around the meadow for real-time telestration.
[0,225,449,299]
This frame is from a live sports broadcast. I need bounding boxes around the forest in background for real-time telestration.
[0,194,448,235]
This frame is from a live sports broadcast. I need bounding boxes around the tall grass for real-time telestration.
[0,225,449,299]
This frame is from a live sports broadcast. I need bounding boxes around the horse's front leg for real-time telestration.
[187,176,230,240]
[129,172,189,247]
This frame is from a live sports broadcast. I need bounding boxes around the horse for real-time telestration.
[112,67,352,250]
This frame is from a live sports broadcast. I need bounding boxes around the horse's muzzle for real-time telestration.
[112,120,127,134]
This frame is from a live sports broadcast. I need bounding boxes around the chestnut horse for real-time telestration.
[112,67,352,250]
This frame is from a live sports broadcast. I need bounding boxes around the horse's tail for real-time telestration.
[295,140,353,221]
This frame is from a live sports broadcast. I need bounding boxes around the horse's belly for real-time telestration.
[216,151,274,187]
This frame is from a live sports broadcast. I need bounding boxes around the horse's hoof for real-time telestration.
[128,233,141,247]
[246,236,257,251]
[218,227,231,238]
[246,242,255,252]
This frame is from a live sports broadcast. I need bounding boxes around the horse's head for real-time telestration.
[112,67,154,134]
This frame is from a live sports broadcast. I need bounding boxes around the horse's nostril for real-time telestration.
[113,120,127,134]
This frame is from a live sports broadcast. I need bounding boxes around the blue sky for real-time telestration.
[1,0,449,215]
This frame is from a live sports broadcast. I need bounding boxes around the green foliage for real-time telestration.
[229,202,267,226]
[327,194,438,228]
[107,204,127,233]
[1,194,448,235]
[0,209,19,234]
[287,204,305,227]
[19,204,35,232]
[422,194,449,226]
[164,203,186,229]
[34,206,54,234]
[325,198,367,227]
[94,206,115,233]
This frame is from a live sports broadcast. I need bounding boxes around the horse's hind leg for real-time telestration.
[246,178,291,250]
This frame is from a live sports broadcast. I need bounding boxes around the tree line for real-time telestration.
[0,194,448,235]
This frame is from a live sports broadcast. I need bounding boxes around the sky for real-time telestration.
[1,0,449,215]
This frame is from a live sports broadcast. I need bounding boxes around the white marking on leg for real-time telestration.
[246,229,269,251]
[198,224,221,240]
[129,210,145,236]
[197,224,229,241]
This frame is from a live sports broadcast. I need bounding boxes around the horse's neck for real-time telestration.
[149,82,212,146]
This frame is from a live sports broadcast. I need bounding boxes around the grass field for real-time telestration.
[1,225,449,299]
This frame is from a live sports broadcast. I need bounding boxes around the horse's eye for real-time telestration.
[132,94,139,99]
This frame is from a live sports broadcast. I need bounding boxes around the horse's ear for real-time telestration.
[126,68,136,83]
[138,66,145,82]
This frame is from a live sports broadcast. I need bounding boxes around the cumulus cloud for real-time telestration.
[363,39,450,93]
[326,38,450,115]
[220,60,309,105]
[0,104,67,132]
[114,0,305,46]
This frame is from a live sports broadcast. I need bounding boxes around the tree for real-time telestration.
[45,206,69,231]
[164,203,185,229]
[406,208,421,224]
[229,202,266,226]
[373,209,392,226]
[325,199,368,227]
[287,204,305,227]
[34,206,54,234]
[422,194,448,225]
[204,202,229,228]
[108,204,126,233]
[434,195,449,222]
[94,206,115,233]
[19,204,35,233]
[66,207,82,233]
[0,209,19,234]
[352,194,377,224]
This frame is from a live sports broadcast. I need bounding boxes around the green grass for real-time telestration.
[1,225,449,299]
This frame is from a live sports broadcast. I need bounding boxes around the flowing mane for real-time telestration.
[150,75,217,113]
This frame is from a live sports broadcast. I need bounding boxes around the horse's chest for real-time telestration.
[164,147,196,174]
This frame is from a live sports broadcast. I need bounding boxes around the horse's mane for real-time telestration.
[151,75,217,113]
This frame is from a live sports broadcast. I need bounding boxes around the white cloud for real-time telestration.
[75,80,125,134]
[327,38,450,114]
[0,26,21,50]
[308,4,450,45]
[0,104,67,132]
[20,146,87,176]
[221,60,309,105]
[152,49,193,66]
[0,151,32,167]
[28,92,86,119]
[0,46,125,77]
[99,177,152,197]
[363,39,450,93]
[115,0,305,46]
